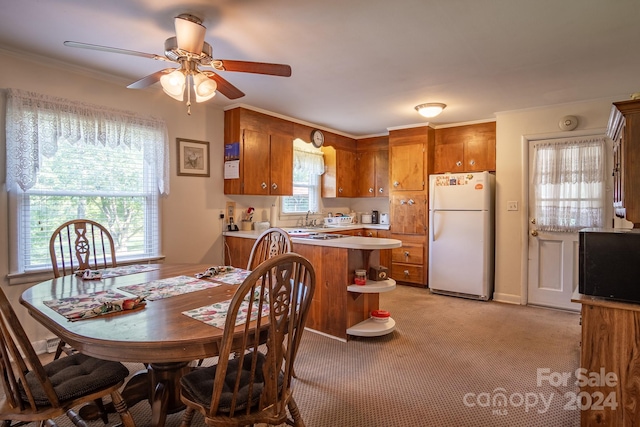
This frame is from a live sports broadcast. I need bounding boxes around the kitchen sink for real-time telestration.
[301,233,344,240]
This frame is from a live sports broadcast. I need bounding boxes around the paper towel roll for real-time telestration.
[270,205,277,227]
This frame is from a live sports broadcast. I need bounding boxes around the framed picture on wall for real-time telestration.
[177,138,210,177]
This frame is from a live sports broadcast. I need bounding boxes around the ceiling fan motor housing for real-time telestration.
[164,37,212,65]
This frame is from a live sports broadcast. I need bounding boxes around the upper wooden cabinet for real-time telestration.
[433,122,496,173]
[224,108,293,195]
[607,99,640,227]
[356,136,389,197]
[389,127,433,192]
[321,146,356,198]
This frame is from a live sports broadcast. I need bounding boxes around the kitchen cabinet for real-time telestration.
[388,125,434,287]
[224,107,293,195]
[390,241,425,286]
[607,99,640,227]
[433,122,496,173]
[321,146,356,198]
[390,193,427,235]
[389,127,432,191]
[356,136,389,197]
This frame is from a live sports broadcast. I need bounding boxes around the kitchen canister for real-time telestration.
[361,213,372,224]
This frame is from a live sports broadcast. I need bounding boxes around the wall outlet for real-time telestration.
[507,201,518,211]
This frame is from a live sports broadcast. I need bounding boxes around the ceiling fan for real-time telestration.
[64,13,292,114]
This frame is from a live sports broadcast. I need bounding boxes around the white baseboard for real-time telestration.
[32,339,49,355]
[492,292,522,305]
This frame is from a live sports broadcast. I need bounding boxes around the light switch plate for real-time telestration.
[507,201,518,211]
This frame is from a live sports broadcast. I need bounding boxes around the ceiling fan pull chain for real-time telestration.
[187,74,192,115]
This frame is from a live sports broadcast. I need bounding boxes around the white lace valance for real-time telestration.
[293,138,324,175]
[5,88,170,195]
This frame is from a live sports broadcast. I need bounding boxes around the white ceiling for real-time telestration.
[1,0,639,137]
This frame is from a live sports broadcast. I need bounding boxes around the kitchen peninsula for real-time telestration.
[224,229,402,340]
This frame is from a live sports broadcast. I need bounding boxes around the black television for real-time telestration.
[579,228,640,303]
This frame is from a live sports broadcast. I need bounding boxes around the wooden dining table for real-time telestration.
[20,263,255,427]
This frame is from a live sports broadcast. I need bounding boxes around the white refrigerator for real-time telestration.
[428,171,495,300]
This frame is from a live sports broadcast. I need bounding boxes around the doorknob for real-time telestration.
[531,230,538,236]
[530,218,536,224]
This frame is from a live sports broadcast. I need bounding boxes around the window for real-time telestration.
[6,89,169,274]
[532,136,606,232]
[281,139,324,214]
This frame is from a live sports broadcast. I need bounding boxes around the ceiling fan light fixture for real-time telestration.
[415,103,446,118]
[174,14,206,54]
[160,69,186,101]
[193,72,217,102]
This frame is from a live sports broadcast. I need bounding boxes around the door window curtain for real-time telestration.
[5,89,170,195]
[532,136,606,232]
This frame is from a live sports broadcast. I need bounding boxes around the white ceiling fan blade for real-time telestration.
[174,14,206,54]
[63,41,170,62]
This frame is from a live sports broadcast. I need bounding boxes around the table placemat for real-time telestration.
[194,267,251,285]
[118,275,221,301]
[43,290,145,321]
[182,299,270,329]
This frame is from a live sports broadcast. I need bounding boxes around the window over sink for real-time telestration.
[281,138,324,214]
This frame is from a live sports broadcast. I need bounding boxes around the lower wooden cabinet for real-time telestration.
[390,240,425,287]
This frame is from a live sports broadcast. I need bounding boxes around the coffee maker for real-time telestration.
[372,210,379,224]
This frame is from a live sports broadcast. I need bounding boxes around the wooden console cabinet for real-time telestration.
[572,292,640,426]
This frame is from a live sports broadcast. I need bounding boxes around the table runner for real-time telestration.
[43,290,145,321]
[118,275,226,301]
[100,264,160,278]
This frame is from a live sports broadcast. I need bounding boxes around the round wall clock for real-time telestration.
[311,129,324,148]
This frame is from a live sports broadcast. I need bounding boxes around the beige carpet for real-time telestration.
[20,285,582,427]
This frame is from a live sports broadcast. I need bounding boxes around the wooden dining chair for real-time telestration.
[179,253,316,427]
[0,286,136,427]
[49,219,117,279]
[49,219,117,359]
[246,227,293,270]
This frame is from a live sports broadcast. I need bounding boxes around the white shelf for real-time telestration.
[347,317,396,337]
[347,278,396,293]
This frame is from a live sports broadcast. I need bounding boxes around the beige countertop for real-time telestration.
[223,226,401,250]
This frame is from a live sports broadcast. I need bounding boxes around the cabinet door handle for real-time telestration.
[378,187,384,193]
[369,187,374,193]
[400,199,406,205]
[393,181,400,187]
[271,183,278,190]
[408,199,415,205]
[469,159,476,166]
[367,232,374,237]
[404,251,410,258]
[456,161,462,167]
[404,270,410,277]
[261,182,267,189]
[338,187,343,193]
